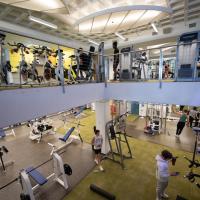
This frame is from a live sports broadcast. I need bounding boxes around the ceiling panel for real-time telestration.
[134,10,161,27]
[104,11,127,33]
[91,14,110,33]
[120,10,145,29]
[78,19,93,33]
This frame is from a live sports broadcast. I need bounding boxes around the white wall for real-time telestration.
[105,82,200,106]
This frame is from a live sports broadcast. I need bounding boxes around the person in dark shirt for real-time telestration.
[113,41,119,80]
[78,48,90,78]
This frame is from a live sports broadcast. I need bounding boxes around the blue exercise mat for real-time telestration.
[26,167,48,185]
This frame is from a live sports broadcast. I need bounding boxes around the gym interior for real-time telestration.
[0,1,200,200]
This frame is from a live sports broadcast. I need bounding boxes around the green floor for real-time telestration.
[58,109,199,200]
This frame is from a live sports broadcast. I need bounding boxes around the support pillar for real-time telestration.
[95,101,111,154]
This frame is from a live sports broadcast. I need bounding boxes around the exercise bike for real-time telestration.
[8,42,30,85]
[132,52,147,80]
[28,47,44,84]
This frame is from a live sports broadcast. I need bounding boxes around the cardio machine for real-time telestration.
[76,46,95,81]
[176,31,200,81]
[8,42,30,85]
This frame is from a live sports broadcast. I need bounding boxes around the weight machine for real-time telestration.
[0,145,14,171]
[105,112,132,169]
[176,31,200,81]
[28,117,55,143]
[20,151,71,200]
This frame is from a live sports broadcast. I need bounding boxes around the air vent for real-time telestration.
[163,27,172,34]
[152,32,158,36]
[189,23,196,28]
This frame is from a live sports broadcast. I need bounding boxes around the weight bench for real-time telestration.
[0,129,5,138]
[26,167,47,186]
[0,128,15,138]
[74,107,85,118]
[49,126,81,155]
[59,127,75,142]
[20,152,69,200]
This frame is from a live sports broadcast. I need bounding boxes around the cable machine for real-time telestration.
[184,127,200,188]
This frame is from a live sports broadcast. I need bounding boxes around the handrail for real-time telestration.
[103,41,200,57]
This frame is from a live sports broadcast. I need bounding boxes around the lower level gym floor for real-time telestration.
[0,109,199,200]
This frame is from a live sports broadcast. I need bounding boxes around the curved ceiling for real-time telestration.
[75,5,172,34]
[0,0,171,33]
[0,0,200,45]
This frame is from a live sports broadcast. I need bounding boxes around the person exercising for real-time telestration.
[156,150,176,200]
[176,109,188,137]
[112,41,119,80]
[91,129,104,171]
[78,47,89,78]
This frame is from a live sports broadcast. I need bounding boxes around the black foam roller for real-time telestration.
[90,184,116,200]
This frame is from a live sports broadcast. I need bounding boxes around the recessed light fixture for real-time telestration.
[151,23,158,33]
[88,39,99,46]
[115,32,127,41]
[29,16,58,29]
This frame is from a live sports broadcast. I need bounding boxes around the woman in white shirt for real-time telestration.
[91,129,104,171]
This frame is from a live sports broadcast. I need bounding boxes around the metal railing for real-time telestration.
[0,37,200,91]
[104,41,200,84]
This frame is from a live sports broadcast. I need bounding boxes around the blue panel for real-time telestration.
[131,102,139,115]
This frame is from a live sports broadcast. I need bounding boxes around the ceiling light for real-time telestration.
[29,16,58,29]
[148,43,169,49]
[154,47,174,54]
[151,23,158,33]
[115,32,127,41]
[88,39,99,46]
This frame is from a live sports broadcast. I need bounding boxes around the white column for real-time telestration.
[95,101,111,154]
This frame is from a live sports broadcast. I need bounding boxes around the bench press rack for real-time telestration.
[20,152,69,200]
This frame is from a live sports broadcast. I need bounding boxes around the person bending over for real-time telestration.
[156,150,174,200]
[176,109,188,137]
[91,129,104,171]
